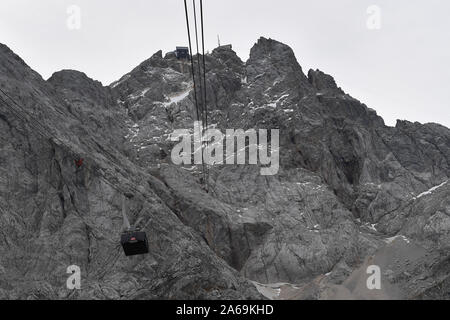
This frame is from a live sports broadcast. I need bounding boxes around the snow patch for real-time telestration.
[384,235,411,244]
[160,88,192,108]
[413,180,448,199]
[275,94,290,103]
[252,282,299,300]
[254,73,266,81]
[125,122,140,141]
[129,87,151,100]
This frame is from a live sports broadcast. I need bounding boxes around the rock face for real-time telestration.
[0,37,449,300]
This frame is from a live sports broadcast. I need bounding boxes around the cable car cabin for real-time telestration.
[175,46,189,60]
[121,230,149,256]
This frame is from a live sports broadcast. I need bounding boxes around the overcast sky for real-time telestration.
[0,0,449,127]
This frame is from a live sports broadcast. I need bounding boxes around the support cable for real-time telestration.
[184,0,201,123]
[199,0,210,192]
[192,0,205,127]
[184,0,207,189]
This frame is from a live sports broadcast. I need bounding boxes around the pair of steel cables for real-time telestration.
[183,0,210,192]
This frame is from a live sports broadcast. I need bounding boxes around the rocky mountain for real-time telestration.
[0,37,448,300]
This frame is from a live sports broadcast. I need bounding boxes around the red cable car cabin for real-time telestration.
[120,230,149,256]
[75,158,84,168]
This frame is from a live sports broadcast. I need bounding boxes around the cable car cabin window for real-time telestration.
[121,231,149,256]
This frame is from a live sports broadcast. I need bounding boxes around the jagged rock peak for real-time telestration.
[246,37,311,93]
[213,44,240,57]
[249,37,298,64]
[0,43,45,83]
[48,69,112,107]
[308,69,342,93]
[211,45,244,74]
[0,43,27,67]
[212,44,236,56]
[152,50,163,59]
[132,50,169,72]
[48,69,105,89]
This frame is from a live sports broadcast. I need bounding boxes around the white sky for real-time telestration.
[0,0,448,127]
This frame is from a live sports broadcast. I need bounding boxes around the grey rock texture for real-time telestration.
[0,37,449,299]
[0,43,260,300]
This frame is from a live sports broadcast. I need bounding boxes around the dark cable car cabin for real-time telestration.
[121,230,149,256]
[175,46,190,60]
